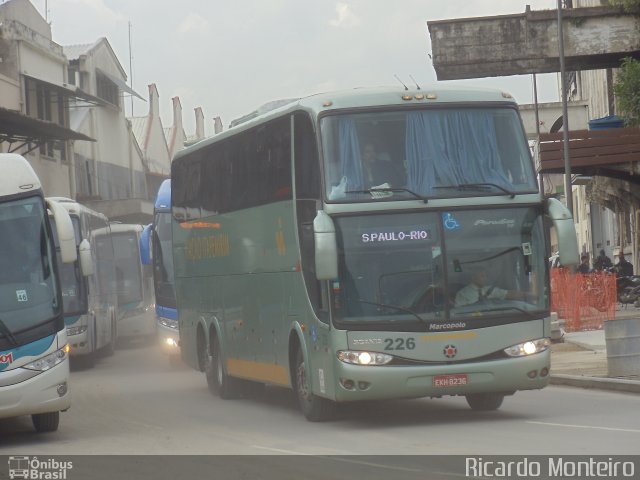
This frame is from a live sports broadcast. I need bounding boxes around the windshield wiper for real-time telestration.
[345,187,428,203]
[356,299,428,324]
[0,317,18,346]
[455,306,536,318]
[434,183,515,198]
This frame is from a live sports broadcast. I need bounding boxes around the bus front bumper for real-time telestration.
[66,328,92,356]
[157,319,180,355]
[0,359,71,420]
[331,349,550,402]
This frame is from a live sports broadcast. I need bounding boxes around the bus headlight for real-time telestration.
[160,318,179,330]
[67,325,87,336]
[337,350,393,366]
[503,338,550,357]
[23,347,68,371]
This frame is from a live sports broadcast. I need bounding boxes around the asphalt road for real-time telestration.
[0,339,639,478]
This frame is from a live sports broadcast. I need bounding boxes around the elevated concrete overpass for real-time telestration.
[428,6,640,80]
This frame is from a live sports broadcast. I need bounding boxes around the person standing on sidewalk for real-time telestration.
[577,254,591,274]
[593,249,612,271]
[615,252,634,277]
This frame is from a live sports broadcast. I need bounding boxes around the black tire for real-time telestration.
[32,411,60,432]
[465,393,504,411]
[205,335,239,399]
[293,348,335,422]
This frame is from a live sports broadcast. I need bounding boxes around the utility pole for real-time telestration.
[129,21,134,117]
[557,0,573,215]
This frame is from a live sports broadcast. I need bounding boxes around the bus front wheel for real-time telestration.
[294,348,335,422]
[32,411,60,432]
[465,393,504,411]
[205,336,238,399]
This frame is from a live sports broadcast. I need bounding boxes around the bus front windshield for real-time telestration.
[153,211,176,309]
[331,208,547,331]
[113,233,143,306]
[0,196,60,338]
[321,107,537,202]
[51,216,87,316]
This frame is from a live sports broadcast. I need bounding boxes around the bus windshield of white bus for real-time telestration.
[0,197,60,337]
[50,216,87,316]
[321,107,537,201]
[112,233,143,307]
[332,207,547,330]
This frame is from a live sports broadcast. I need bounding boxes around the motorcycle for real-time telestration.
[613,271,640,306]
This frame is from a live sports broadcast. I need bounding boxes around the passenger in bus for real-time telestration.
[454,268,534,307]
[361,143,404,188]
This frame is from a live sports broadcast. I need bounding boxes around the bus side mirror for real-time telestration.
[47,199,77,264]
[79,239,93,276]
[546,197,579,268]
[313,210,338,280]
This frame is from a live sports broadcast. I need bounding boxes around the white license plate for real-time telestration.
[433,374,469,387]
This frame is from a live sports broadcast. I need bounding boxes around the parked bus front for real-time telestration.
[111,223,155,342]
[152,180,179,358]
[0,154,77,432]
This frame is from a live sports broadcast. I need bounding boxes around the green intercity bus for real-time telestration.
[171,86,579,421]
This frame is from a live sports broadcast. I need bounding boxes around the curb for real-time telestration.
[550,374,640,393]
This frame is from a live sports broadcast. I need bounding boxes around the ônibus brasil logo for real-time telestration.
[8,456,73,480]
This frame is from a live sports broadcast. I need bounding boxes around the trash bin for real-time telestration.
[604,318,640,376]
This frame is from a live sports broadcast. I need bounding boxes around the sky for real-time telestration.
[33,0,562,136]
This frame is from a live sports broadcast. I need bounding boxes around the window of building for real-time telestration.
[24,77,68,162]
[96,71,120,107]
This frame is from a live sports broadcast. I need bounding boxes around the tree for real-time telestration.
[607,0,640,12]
[614,57,640,127]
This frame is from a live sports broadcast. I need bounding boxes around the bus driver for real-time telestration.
[455,269,534,307]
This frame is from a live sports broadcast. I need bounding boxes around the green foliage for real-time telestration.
[614,57,640,127]
[607,0,640,12]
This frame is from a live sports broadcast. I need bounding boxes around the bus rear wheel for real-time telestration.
[205,336,239,399]
[465,393,504,411]
[294,348,335,422]
[32,411,60,432]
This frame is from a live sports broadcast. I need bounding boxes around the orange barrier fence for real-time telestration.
[550,269,617,332]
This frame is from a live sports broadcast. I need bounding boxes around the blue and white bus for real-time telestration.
[142,180,179,359]
[0,154,77,432]
[47,198,118,367]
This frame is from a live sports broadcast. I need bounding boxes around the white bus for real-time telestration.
[110,223,155,341]
[47,198,118,366]
[0,154,77,432]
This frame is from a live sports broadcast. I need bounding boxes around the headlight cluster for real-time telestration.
[66,325,87,336]
[159,318,179,330]
[23,347,68,371]
[503,338,550,357]
[337,350,393,366]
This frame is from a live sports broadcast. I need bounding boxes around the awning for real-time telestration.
[23,74,107,106]
[96,68,145,101]
[0,106,95,153]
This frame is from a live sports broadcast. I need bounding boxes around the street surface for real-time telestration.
[1,340,639,457]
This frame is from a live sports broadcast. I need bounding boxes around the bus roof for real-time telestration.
[174,85,518,163]
[155,179,171,211]
[0,153,41,197]
[46,196,108,221]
